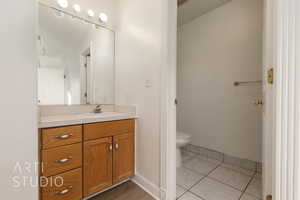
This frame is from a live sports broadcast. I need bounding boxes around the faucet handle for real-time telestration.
[94,104,102,113]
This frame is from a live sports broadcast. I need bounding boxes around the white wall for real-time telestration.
[80,28,115,105]
[0,0,38,199]
[115,0,163,197]
[177,0,263,162]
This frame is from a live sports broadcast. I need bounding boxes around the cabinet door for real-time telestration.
[113,133,135,183]
[84,137,113,197]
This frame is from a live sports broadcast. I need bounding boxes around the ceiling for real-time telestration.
[178,0,231,26]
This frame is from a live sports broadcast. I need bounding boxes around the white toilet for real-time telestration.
[177,131,191,167]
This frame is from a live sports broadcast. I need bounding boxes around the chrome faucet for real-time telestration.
[94,105,102,113]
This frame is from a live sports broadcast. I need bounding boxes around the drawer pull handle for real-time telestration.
[115,143,119,150]
[54,157,72,164]
[55,186,73,195]
[55,134,73,139]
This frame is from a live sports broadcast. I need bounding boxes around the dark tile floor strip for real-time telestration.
[90,181,155,200]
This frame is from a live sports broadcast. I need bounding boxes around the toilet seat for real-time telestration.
[176,131,191,167]
[177,132,191,147]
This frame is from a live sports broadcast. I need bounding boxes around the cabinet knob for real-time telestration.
[54,157,72,164]
[55,186,73,195]
[109,144,113,151]
[115,143,119,150]
[55,134,73,139]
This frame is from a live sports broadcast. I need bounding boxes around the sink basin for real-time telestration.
[78,112,124,118]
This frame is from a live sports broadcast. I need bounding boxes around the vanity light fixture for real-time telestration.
[99,13,108,23]
[73,4,81,13]
[93,24,100,29]
[54,10,64,18]
[87,9,95,18]
[57,0,68,8]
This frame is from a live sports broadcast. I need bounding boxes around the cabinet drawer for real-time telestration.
[41,168,82,200]
[42,143,82,177]
[84,120,134,141]
[42,125,82,149]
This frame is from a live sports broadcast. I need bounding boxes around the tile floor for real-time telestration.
[177,150,262,200]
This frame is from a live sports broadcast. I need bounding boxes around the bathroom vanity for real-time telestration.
[36,1,137,199]
[39,112,136,200]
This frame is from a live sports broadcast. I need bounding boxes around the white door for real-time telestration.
[80,55,92,104]
[262,0,300,199]
[262,0,275,198]
[86,56,92,104]
[271,0,300,200]
[38,67,65,104]
[80,57,87,104]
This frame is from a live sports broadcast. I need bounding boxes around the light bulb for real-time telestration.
[73,4,81,13]
[99,13,108,23]
[57,0,68,8]
[87,10,95,18]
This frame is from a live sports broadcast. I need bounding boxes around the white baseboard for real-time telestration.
[160,187,167,200]
[131,173,161,200]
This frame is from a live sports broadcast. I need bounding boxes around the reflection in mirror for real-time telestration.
[38,4,115,105]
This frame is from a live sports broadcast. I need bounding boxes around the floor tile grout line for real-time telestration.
[178,161,251,199]
[188,191,206,200]
[179,151,262,200]
[178,163,223,200]
[238,172,257,200]
[220,164,256,177]
[177,173,207,199]
[183,149,256,177]
[184,155,255,181]
[176,184,190,199]
[183,148,258,173]
[182,155,198,163]
[206,166,254,191]
[181,166,213,177]
[206,176,250,193]
[184,163,223,200]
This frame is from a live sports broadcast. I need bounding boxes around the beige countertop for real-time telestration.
[39,112,137,128]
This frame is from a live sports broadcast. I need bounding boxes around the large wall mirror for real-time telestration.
[38,3,115,105]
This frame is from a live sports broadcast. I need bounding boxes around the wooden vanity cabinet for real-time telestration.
[40,119,135,200]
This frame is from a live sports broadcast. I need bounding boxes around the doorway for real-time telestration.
[176,0,263,199]
[80,47,91,104]
[160,0,276,199]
